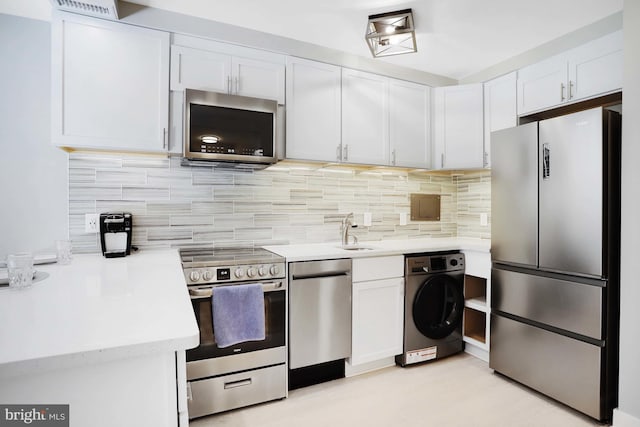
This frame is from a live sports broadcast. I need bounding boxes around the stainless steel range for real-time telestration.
[179,247,287,419]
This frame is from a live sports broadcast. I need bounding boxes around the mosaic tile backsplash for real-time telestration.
[69,153,491,253]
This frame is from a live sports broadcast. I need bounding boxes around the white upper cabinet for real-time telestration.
[51,13,170,152]
[567,30,623,102]
[342,69,390,165]
[433,83,484,170]
[483,71,517,168]
[389,79,431,168]
[518,30,622,116]
[285,57,342,162]
[170,35,285,104]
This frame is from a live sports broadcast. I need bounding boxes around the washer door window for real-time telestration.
[412,274,464,340]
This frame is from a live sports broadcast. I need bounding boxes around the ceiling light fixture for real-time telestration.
[366,9,417,58]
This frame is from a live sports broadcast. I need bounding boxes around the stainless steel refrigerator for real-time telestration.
[490,106,621,421]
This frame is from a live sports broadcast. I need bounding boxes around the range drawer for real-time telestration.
[490,314,604,420]
[492,268,603,339]
[188,364,286,419]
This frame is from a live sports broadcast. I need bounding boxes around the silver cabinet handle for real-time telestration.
[227,76,232,94]
[441,153,445,168]
[224,378,252,389]
[343,144,349,161]
[163,127,167,150]
[543,143,551,179]
[186,382,192,401]
[569,80,574,99]
[560,83,566,101]
[336,145,341,161]
[392,149,396,166]
[235,77,239,95]
[483,151,488,168]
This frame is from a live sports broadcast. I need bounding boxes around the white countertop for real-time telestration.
[0,250,199,372]
[264,237,490,262]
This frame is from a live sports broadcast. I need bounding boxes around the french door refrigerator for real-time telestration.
[490,106,621,421]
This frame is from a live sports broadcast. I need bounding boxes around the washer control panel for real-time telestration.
[406,252,465,275]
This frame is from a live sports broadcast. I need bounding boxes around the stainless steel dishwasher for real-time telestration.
[288,258,352,389]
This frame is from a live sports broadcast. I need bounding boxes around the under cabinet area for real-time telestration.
[461,250,491,361]
[51,12,170,153]
[348,255,404,375]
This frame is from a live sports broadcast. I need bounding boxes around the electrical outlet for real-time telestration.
[399,212,408,226]
[480,213,488,227]
[363,212,372,227]
[85,213,99,233]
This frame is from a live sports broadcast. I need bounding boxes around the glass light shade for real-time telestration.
[366,9,417,58]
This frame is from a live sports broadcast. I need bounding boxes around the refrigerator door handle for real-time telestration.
[543,143,551,179]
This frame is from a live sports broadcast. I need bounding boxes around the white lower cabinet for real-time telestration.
[349,256,404,369]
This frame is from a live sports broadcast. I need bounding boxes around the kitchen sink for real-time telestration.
[337,245,374,251]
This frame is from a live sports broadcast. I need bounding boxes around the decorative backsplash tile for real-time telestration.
[68,153,491,253]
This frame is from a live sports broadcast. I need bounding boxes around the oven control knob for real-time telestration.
[189,270,201,282]
[269,265,280,276]
[247,267,257,278]
[202,270,213,281]
[234,268,245,279]
[258,266,267,277]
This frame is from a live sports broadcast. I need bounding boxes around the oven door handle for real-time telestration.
[189,281,284,298]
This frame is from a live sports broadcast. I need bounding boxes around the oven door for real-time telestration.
[187,280,285,362]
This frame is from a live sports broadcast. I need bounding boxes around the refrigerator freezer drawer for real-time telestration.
[490,314,604,420]
[492,268,603,340]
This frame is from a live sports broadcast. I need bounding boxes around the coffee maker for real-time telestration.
[99,212,133,258]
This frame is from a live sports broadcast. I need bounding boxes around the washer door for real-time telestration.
[412,274,464,340]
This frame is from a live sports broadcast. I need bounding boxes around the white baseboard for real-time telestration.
[345,357,396,377]
[464,343,489,362]
[613,408,640,427]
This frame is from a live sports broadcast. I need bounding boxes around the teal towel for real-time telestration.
[212,284,266,348]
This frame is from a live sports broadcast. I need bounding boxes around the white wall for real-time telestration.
[0,14,67,258]
[615,2,640,426]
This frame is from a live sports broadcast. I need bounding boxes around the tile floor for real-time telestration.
[189,353,605,427]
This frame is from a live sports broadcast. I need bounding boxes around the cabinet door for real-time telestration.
[285,57,342,162]
[568,30,623,102]
[433,83,484,169]
[170,45,231,93]
[517,54,567,115]
[342,69,389,165]
[483,72,517,168]
[389,79,431,168]
[52,13,169,152]
[351,277,404,366]
[233,57,285,104]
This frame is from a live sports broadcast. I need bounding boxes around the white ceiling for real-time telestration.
[1,0,623,80]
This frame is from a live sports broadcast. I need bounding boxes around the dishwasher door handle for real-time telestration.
[291,272,350,281]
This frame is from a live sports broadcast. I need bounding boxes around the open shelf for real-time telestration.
[463,307,486,344]
[465,296,487,312]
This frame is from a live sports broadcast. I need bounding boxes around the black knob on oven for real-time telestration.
[450,259,458,267]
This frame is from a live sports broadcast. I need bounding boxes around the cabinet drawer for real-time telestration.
[188,364,286,418]
[353,255,404,282]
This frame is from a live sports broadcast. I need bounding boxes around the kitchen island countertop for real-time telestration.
[0,249,199,374]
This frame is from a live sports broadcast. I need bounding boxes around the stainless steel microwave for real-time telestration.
[183,89,277,165]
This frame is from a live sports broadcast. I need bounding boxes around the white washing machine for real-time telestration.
[396,252,465,366]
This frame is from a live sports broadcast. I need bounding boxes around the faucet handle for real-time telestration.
[350,235,359,245]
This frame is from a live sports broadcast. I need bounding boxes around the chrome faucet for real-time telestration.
[341,213,358,246]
